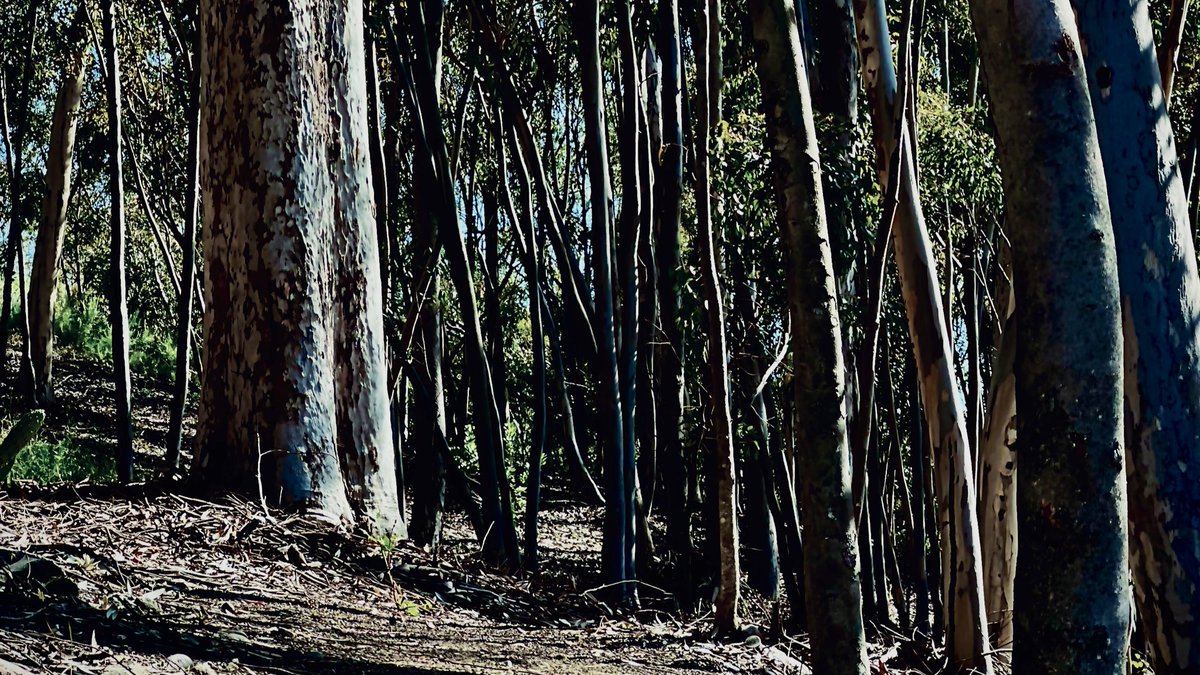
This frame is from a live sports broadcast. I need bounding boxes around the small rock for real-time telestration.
[167,653,194,670]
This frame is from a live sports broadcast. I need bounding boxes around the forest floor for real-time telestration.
[0,353,935,674]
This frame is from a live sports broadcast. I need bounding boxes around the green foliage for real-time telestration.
[0,410,46,481]
[0,414,115,485]
[53,294,176,382]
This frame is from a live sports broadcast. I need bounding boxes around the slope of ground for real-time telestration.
[0,348,932,674]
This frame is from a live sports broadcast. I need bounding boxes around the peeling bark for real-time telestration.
[852,0,992,667]
[195,0,401,535]
[1075,1,1200,671]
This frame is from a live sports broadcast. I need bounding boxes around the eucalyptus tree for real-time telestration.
[973,0,1132,672]
[1074,1,1200,670]
[101,0,134,482]
[852,0,991,666]
[27,3,88,406]
[571,0,635,600]
[194,0,402,534]
[748,0,867,669]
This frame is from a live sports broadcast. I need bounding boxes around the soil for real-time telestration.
[0,351,928,674]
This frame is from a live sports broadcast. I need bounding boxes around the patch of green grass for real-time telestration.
[54,296,176,382]
[7,436,116,484]
[0,412,115,485]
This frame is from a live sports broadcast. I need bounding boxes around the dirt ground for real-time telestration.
[0,353,928,674]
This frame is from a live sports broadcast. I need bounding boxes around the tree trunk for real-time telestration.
[852,0,992,667]
[102,0,135,483]
[165,40,201,468]
[28,6,88,407]
[748,0,867,669]
[973,1,1132,672]
[1074,2,1200,671]
[195,0,402,535]
[977,245,1015,656]
[1158,0,1189,106]
[655,0,693,603]
[572,0,633,601]
[694,0,739,633]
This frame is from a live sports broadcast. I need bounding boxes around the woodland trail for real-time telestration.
[0,350,824,675]
[0,488,808,674]
[0,349,932,674]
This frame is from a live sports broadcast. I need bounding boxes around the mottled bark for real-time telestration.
[749,0,867,669]
[977,247,1015,655]
[1074,2,1200,671]
[28,6,88,407]
[972,1,1132,672]
[852,0,992,667]
[195,0,402,535]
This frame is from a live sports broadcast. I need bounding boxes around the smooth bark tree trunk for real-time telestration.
[1075,2,1200,671]
[977,245,1015,656]
[572,0,634,601]
[195,0,402,535]
[102,0,135,482]
[1158,0,1189,106]
[28,6,88,407]
[166,43,201,468]
[655,0,693,603]
[972,2,1132,672]
[853,0,992,667]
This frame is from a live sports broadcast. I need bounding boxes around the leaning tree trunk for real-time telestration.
[976,245,1015,657]
[1074,2,1200,671]
[28,5,88,407]
[195,0,402,536]
[852,0,992,667]
[166,44,201,467]
[972,1,1132,673]
[748,0,868,670]
[1158,0,1189,106]
[102,0,135,482]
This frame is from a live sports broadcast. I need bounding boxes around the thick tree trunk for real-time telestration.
[852,0,992,667]
[28,6,88,407]
[748,0,867,669]
[1074,2,1200,671]
[195,0,402,535]
[972,2,1132,672]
